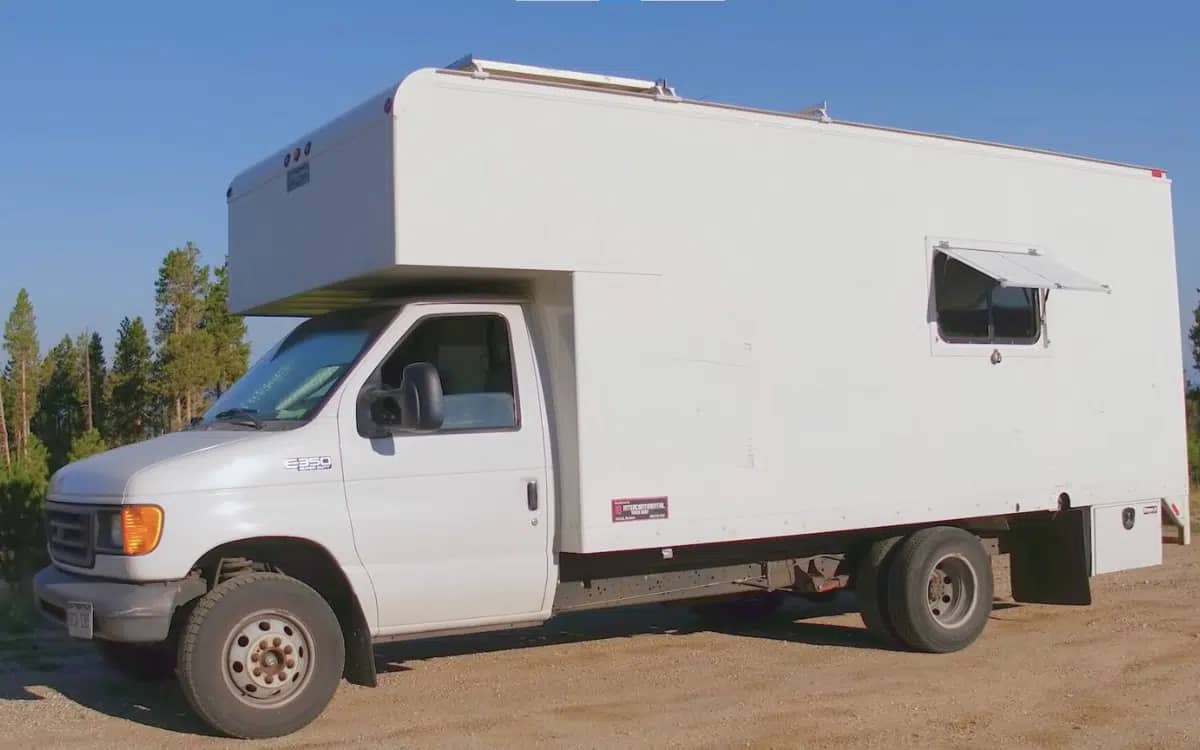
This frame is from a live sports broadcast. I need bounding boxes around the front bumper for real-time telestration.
[33,565,206,643]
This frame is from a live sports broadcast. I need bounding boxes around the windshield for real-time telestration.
[198,308,393,428]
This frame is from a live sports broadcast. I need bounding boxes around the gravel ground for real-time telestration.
[1,543,1197,749]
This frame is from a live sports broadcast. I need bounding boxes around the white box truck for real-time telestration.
[35,57,1189,738]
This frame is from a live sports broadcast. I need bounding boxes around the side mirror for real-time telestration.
[367,362,444,434]
[397,362,444,432]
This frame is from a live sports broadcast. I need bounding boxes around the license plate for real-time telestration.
[66,601,94,639]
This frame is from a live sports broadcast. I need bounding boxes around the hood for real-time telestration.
[49,431,259,502]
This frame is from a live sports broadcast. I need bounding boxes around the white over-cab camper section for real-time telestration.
[229,59,1188,560]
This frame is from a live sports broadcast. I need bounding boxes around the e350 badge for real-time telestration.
[283,456,333,472]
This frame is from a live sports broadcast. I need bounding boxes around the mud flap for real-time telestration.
[1008,509,1091,605]
[342,609,378,687]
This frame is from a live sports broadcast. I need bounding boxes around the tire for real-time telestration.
[96,639,177,681]
[855,536,902,643]
[886,526,993,653]
[691,592,785,623]
[176,572,345,739]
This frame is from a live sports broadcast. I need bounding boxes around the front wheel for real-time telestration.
[886,526,993,653]
[176,572,345,739]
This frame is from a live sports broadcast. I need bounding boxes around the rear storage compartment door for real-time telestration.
[1089,501,1162,575]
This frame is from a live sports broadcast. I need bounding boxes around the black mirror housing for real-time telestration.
[397,362,444,432]
[357,363,444,437]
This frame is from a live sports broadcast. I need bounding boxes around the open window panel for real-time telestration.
[927,237,1110,356]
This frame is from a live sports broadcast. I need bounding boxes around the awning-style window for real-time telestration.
[934,242,1110,293]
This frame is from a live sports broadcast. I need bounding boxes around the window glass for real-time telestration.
[933,252,1039,344]
[990,286,1039,341]
[380,315,517,430]
[201,309,389,426]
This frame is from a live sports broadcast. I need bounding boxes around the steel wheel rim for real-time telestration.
[222,609,314,707]
[925,554,978,629]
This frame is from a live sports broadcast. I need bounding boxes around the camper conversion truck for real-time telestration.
[35,58,1188,738]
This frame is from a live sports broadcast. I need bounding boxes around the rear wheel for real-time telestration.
[96,639,177,681]
[176,572,345,739]
[886,527,993,653]
[855,536,902,643]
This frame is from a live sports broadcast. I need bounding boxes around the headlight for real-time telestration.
[96,510,124,553]
[96,505,164,556]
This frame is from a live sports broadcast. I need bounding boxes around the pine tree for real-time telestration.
[1191,293,1200,373]
[0,378,9,469]
[67,429,108,463]
[154,243,214,429]
[2,289,40,460]
[108,316,155,446]
[74,331,107,435]
[203,262,250,396]
[0,432,48,582]
[34,335,84,472]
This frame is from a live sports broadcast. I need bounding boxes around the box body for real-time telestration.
[228,67,1187,553]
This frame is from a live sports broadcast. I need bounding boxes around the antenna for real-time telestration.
[797,100,831,123]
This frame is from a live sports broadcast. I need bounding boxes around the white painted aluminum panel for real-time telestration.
[226,65,1185,555]
[936,243,1111,292]
[1090,501,1163,575]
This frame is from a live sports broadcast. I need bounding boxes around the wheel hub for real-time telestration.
[225,611,312,705]
[924,554,978,629]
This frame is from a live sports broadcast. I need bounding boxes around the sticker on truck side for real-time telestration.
[283,456,333,471]
[611,497,669,522]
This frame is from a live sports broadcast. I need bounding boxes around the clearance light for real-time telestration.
[384,97,393,114]
[121,505,164,556]
[1151,169,1165,178]
[304,141,312,156]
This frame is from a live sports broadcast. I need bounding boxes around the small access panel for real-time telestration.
[1089,501,1162,575]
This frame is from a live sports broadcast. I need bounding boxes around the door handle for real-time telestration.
[526,480,539,511]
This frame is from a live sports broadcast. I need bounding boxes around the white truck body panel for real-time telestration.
[226,66,1187,556]
[47,421,382,630]
[333,302,557,636]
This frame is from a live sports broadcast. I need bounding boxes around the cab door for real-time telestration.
[337,302,551,632]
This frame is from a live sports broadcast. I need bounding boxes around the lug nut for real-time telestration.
[286,659,295,668]
[273,637,281,647]
[284,645,293,655]
[253,668,261,677]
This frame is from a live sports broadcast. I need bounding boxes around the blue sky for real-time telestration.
[1,1,1197,371]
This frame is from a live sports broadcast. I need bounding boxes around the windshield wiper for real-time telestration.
[211,408,264,430]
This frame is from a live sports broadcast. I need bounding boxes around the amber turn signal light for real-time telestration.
[121,505,164,556]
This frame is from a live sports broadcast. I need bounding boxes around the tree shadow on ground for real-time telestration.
[4,593,1023,737]
[0,633,213,736]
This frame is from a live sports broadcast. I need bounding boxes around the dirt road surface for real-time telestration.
[2,544,1197,749]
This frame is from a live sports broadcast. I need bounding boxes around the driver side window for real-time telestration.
[380,314,518,431]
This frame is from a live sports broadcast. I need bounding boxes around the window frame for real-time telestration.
[925,236,1053,360]
[360,311,523,436]
[932,250,1043,346]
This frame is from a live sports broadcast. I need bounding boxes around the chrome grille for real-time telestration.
[46,507,94,567]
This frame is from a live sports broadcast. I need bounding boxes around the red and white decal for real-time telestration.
[611,497,669,523]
